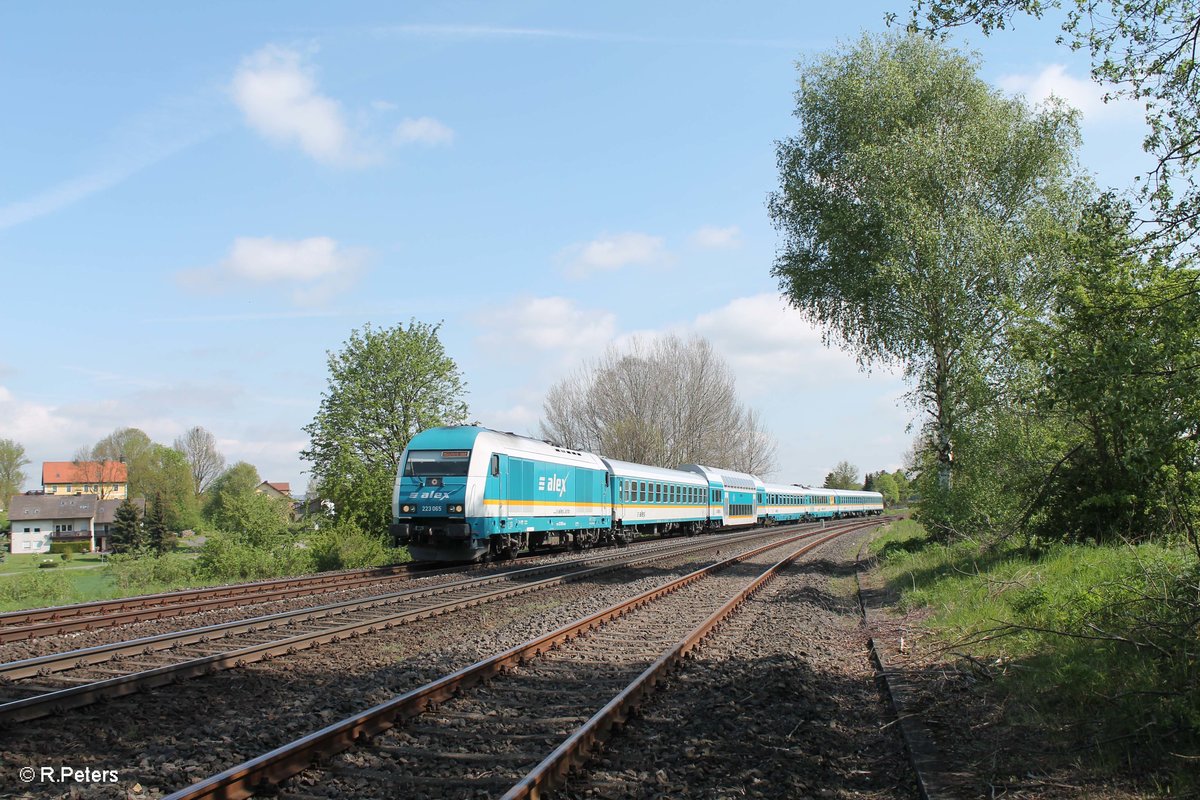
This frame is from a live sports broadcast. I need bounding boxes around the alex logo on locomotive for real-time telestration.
[537,475,569,497]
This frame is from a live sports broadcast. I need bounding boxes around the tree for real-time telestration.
[729,407,779,476]
[0,438,30,504]
[769,32,1081,490]
[138,445,201,532]
[874,472,901,506]
[146,493,170,554]
[173,426,225,496]
[110,498,142,554]
[302,320,469,533]
[824,460,860,490]
[906,0,1200,247]
[892,469,911,503]
[204,461,262,525]
[1020,195,1200,543]
[91,427,154,496]
[539,334,778,474]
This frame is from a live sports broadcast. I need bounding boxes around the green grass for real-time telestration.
[870,519,1200,789]
[0,540,413,613]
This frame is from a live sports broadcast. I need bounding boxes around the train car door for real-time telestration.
[491,453,506,520]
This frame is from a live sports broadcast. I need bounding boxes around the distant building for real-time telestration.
[42,461,128,500]
[255,481,292,500]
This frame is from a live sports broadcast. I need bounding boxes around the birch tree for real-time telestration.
[769,32,1082,489]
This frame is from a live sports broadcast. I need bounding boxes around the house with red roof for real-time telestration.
[255,481,292,500]
[42,461,128,500]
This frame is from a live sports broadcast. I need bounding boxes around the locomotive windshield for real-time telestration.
[403,449,471,478]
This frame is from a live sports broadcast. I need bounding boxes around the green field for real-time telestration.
[0,549,204,612]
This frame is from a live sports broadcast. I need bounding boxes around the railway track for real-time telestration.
[163,518,884,800]
[0,523,843,725]
[0,562,450,642]
[0,526,776,643]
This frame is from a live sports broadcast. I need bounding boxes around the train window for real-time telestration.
[490,454,499,477]
[638,481,645,502]
[405,450,471,478]
[656,483,662,503]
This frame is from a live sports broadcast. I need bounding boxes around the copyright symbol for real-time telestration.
[19,766,35,782]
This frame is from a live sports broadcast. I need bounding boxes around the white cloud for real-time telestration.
[466,292,913,485]
[223,236,354,281]
[231,45,370,166]
[692,294,853,386]
[0,386,186,490]
[394,116,456,146]
[476,296,617,360]
[559,232,670,278]
[997,64,1135,120]
[690,225,741,249]
[178,236,368,306]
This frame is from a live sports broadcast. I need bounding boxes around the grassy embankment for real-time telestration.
[0,535,412,613]
[0,546,208,612]
[871,519,1199,790]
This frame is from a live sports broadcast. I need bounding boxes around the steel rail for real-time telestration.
[0,522,793,637]
[0,563,429,629]
[0,526,774,680]
[0,525,829,724]
[503,517,884,799]
[161,519,884,800]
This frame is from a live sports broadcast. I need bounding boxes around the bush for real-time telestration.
[196,531,310,582]
[37,560,58,569]
[48,542,88,555]
[306,519,394,572]
[104,553,198,593]
[0,570,72,606]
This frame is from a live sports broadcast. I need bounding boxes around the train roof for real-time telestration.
[677,464,763,492]
[600,457,709,485]
[831,488,884,499]
[761,482,883,500]
[761,481,824,494]
[404,426,607,470]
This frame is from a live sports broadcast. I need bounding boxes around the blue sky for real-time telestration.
[0,1,1155,494]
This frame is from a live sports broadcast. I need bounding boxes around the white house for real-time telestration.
[9,495,99,553]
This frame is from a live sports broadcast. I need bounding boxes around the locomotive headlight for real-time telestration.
[401,504,413,513]
[449,504,464,513]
